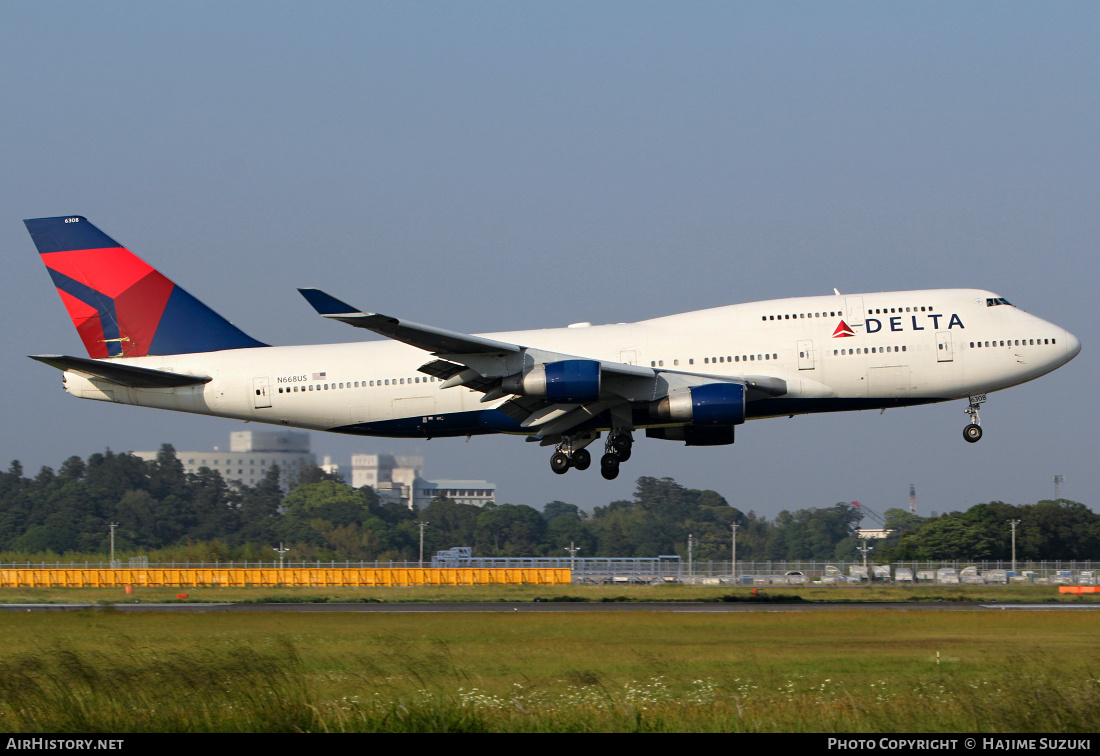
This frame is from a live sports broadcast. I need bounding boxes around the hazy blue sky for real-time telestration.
[2,2,1096,521]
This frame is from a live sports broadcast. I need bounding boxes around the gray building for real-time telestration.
[135,434,494,505]
[351,453,495,509]
[134,430,315,490]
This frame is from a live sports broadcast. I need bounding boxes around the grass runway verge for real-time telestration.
[0,582,1097,605]
[0,605,1097,732]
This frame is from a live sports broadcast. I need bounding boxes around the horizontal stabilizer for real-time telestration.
[298,288,523,355]
[29,355,212,388]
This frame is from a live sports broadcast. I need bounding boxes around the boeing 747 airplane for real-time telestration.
[25,215,1081,480]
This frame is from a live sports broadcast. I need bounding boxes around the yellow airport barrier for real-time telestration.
[0,567,571,588]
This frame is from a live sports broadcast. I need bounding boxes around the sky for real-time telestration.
[2,2,1097,522]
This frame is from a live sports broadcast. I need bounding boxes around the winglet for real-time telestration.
[298,288,365,317]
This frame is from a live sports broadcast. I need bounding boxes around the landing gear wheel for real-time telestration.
[963,395,985,444]
[600,453,620,480]
[963,423,983,443]
[611,434,632,461]
[572,448,592,470]
[550,452,571,474]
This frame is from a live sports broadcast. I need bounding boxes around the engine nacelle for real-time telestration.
[648,383,746,426]
[646,425,736,446]
[501,359,601,403]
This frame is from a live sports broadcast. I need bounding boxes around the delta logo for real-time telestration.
[833,313,966,338]
[832,321,856,338]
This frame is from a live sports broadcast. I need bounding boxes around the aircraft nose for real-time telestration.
[1064,329,1081,362]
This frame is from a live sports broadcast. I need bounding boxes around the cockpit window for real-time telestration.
[986,297,1013,307]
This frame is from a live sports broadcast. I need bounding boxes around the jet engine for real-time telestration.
[648,383,746,426]
[501,359,601,403]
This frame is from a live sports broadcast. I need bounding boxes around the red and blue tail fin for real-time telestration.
[24,215,267,358]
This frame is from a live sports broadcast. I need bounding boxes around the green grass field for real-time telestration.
[0,604,1097,732]
[0,581,1096,605]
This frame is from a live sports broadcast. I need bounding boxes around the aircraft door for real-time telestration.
[252,377,272,409]
[845,297,866,332]
[936,331,953,362]
[797,339,815,370]
[619,350,638,365]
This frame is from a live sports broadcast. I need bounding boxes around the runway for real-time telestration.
[2,601,1096,613]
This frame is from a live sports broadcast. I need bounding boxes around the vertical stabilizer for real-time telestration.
[24,216,267,357]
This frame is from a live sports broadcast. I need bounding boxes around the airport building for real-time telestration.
[133,430,315,490]
[135,433,496,507]
[351,453,496,509]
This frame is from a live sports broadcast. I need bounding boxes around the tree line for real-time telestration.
[0,445,1096,563]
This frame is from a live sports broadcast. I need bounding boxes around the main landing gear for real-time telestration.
[549,431,633,479]
[599,432,633,481]
[963,395,985,443]
[549,435,595,475]
[550,448,590,474]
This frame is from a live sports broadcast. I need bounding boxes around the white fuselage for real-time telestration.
[57,289,1079,438]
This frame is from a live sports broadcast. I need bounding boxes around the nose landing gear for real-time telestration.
[963,395,985,443]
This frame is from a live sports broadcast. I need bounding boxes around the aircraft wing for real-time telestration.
[299,288,787,439]
[29,355,212,388]
[298,288,522,355]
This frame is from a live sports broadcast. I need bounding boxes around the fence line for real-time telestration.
[0,567,572,588]
[2,559,1098,571]
[3,559,1099,582]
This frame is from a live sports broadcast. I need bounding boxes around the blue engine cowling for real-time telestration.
[500,359,601,403]
[649,383,746,426]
